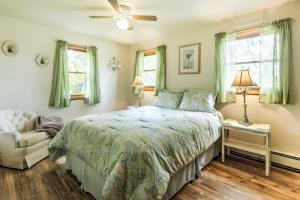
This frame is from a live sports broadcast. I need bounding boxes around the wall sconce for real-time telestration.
[108,56,121,71]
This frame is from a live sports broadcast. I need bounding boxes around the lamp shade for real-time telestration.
[231,70,256,87]
[132,76,144,86]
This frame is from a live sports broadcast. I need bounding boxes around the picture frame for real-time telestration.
[178,43,201,74]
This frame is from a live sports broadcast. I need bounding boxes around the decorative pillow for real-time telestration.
[179,89,216,113]
[0,109,36,133]
[153,92,183,109]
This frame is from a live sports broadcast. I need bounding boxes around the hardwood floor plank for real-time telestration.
[192,176,257,200]
[219,156,300,199]
[0,155,300,200]
[208,162,294,200]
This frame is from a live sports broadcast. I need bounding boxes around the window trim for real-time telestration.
[67,44,88,100]
[144,49,156,56]
[144,86,155,91]
[236,27,260,39]
[230,28,266,95]
[236,87,260,95]
[68,44,87,52]
[70,94,85,101]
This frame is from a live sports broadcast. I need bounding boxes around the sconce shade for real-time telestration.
[132,76,144,86]
[231,70,256,87]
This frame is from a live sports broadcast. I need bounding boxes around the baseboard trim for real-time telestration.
[230,150,300,173]
[271,161,300,173]
[271,150,300,161]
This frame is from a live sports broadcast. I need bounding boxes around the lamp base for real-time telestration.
[238,121,252,127]
[138,96,142,107]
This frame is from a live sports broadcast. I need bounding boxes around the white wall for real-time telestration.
[128,1,300,161]
[0,16,130,122]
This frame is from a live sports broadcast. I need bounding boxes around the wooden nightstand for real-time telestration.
[222,119,271,176]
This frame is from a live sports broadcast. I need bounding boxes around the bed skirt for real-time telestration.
[63,138,220,200]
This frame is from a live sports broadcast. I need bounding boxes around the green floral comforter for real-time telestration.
[48,106,221,200]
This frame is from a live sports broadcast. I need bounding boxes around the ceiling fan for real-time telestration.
[89,0,158,30]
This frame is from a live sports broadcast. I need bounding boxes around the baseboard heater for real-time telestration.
[230,149,300,173]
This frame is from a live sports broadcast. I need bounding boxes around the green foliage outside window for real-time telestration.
[68,49,87,95]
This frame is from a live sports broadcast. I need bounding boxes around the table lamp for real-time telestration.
[231,69,256,126]
[132,76,144,107]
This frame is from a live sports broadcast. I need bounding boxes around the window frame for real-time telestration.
[143,49,157,91]
[67,44,87,101]
[230,28,264,95]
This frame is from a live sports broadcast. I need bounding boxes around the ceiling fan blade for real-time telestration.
[89,16,114,19]
[107,0,120,13]
[131,15,157,21]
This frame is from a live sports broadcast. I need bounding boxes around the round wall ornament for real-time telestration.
[35,54,49,68]
[1,41,19,57]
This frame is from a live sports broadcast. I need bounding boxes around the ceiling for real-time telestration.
[0,0,294,44]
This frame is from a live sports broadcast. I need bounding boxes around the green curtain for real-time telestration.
[260,18,292,104]
[49,40,70,108]
[214,32,236,103]
[84,46,100,104]
[132,50,144,95]
[154,45,167,96]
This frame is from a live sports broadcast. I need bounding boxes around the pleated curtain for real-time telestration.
[154,45,167,96]
[84,46,100,104]
[132,50,144,95]
[49,40,70,108]
[259,18,292,104]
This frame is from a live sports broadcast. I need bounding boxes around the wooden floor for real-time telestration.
[1,155,300,200]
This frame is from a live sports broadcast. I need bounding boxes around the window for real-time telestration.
[143,49,157,91]
[67,45,87,100]
[225,28,275,95]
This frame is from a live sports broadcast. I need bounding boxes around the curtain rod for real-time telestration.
[225,18,295,35]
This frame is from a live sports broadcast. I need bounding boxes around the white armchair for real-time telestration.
[0,109,52,169]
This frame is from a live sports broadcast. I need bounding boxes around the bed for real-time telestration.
[48,105,222,200]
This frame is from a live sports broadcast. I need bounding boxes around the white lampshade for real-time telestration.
[132,76,144,87]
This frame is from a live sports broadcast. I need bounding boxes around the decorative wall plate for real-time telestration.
[1,41,19,57]
[35,54,49,68]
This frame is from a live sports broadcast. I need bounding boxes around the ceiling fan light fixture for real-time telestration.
[116,18,129,30]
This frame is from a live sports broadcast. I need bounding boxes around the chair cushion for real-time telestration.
[0,109,36,133]
[18,131,51,148]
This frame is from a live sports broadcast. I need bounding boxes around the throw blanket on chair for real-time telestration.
[36,116,64,137]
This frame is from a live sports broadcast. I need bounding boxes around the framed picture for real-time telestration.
[178,43,201,74]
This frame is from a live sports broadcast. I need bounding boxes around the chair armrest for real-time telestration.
[0,131,21,152]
